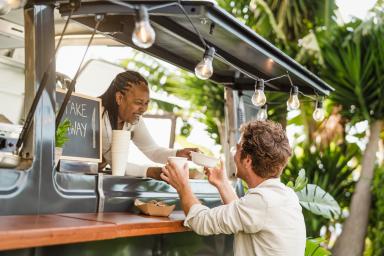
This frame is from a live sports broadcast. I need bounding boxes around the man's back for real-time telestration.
[234,178,306,255]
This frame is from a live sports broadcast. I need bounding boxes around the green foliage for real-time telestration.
[368,165,384,256]
[265,91,288,125]
[320,11,384,124]
[160,73,225,145]
[305,238,331,256]
[286,169,308,192]
[288,170,341,220]
[296,184,341,220]
[55,119,71,148]
[282,142,358,236]
[180,121,192,137]
[217,0,337,59]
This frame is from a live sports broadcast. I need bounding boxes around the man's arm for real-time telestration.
[215,180,238,204]
[204,161,239,204]
[177,184,201,215]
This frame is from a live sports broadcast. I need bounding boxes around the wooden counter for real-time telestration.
[0,211,190,251]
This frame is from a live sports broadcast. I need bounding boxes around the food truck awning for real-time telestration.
[49,0,333,95]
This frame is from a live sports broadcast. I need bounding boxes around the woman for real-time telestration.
[99,70,197,179]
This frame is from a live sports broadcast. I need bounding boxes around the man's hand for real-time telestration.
[204,159,227,188]
[176,148,199,160]
[160,162,189,192]
[161,161,200,215]
[205,159,238,204]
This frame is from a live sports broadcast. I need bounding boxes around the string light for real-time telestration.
[195,46,215,80]
[256,104,268,121]
[132,6,156,48]
[313,99,325,122]
[287,85,300,110]
[251,79,267,107]
[108,1,328,123]
[247,73,328,122]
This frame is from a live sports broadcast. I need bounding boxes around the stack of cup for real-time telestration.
[111,130,131,176]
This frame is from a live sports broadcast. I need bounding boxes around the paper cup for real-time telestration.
[167,156,188,170]
[112,130,131,149]
[112,151,128,176]
[111,130,131,176]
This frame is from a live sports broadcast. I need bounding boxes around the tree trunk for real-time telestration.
[332,120,383,256]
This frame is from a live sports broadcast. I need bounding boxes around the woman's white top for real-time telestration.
[102,110,177,177]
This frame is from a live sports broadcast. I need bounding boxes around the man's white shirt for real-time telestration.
[184,178,306,256]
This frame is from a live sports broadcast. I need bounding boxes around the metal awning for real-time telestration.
[52,0,333,95]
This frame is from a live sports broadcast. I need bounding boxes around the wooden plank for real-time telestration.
[59,212,190,238]
[0,212,190,251]
[0,215,116,251]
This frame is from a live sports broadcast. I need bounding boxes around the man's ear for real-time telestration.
[244,155,253,170]
[115,91,123,106]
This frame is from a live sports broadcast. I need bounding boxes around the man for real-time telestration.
[161,120,306,256]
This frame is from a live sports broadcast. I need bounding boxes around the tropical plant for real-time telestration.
[287,169,341,221]
[288,170,339,255]
[319,9,384,255]
[55,119,71,148]
[217,0,337,62]
[282,142,358,237]
[305,238,331,256]
[367,165,384,256]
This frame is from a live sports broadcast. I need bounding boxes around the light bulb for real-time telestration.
[287,86,300,110]
[132,6,155,49]
[256,104,268,121]
[313,101,325,122]
[195,46,215,80]
[251,79,266,107]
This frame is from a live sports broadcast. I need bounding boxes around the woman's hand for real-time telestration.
[161,162,189,192]
[176,148,199,160]
[204,159,227,188]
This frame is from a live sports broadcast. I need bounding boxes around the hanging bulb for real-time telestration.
[251,79,267,107]
[256,104,268,121]
[313,100,325,122]
[287,86,300,110]
[195,46,215,80]
[132,6,156,49]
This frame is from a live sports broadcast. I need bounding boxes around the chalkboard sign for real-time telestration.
[56,89,101,162]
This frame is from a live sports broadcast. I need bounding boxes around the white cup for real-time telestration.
[111,130,131,176]
[167,156,188,170]
[112,152,128,176]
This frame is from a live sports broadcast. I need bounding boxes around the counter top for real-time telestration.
[0,211,190,251]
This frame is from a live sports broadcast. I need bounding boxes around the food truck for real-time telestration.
[0,0,333,255]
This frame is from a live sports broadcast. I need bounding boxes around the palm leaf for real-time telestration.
[296,184,341,219]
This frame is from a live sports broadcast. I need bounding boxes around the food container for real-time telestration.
[190,152,219,168]
[134,199,175,217]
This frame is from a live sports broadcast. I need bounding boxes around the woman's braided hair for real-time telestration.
[99,71,148,129]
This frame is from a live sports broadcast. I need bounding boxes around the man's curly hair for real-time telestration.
[239,120,292,178]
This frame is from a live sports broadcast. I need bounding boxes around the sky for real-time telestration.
[336,0,377,21]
